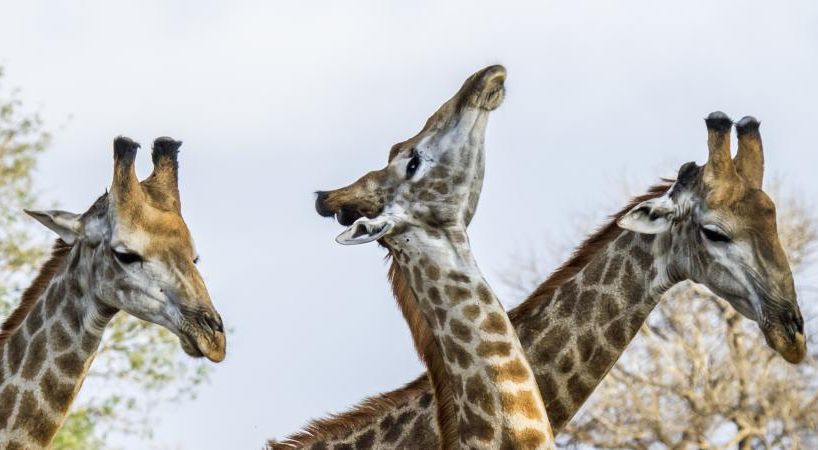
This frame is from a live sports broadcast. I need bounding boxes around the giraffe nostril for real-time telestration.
[792,310,804,334]
[201,313,224,334]
[197,315,210,333]
[213,314,224,333]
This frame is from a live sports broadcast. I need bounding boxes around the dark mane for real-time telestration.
[0,239,72,343]
[268,182,672,449]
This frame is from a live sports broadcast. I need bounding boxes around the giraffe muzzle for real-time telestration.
[314,191,335,218]
[461,64,507,111]
[761,309,807,364]
[763,327,806,364]
[180,311,227,362]
[315,190,369,226]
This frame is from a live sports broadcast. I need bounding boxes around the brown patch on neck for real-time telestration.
[509,183,670,323]
[0,240,71,344]
[270,183,673,448]
[386,256,459,450]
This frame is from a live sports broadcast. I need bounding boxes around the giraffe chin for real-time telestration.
[180,331,227,363]
[763,327,807,364]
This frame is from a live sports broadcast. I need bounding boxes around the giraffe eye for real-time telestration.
[701,226,731,243]
[113,249,143,264]
[406,151,421,179]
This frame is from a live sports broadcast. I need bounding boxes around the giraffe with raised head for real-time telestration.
[273,112,805,449]
[0,137,226,449]
[316,65,553,449]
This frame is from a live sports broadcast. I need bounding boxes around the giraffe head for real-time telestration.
[618,112,805,363]
[25,137,226,362]
[315,65,506,245]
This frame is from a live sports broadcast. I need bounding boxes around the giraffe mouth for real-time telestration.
[180,330,226,362]
[315,191,369,226]
[761,322,806,364]
[179,313,227,362]
[762,327,806,364]
[180,333,205,358]
[336,209,362,226]
[751,286,806,364]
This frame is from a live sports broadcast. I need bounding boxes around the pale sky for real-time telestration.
[2,1,818,448]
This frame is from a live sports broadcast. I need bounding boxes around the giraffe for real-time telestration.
[321,65,553,449]
[272,112,805,449]
[0,137,226,449]
[313,65,508,449]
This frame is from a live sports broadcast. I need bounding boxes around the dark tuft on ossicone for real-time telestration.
[704,111,733,133]
[735,116,761,136]
[113,136,140,162]
[152,137,182,165]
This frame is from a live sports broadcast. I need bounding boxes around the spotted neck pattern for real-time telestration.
[0,243,117,449]
[387,226,553,449]
[269,187,674,449]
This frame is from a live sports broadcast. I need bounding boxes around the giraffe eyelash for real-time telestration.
[113,249,143,264]
[700,225,731,243]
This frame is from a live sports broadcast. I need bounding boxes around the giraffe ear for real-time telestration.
[617,196,675,235]
[25,209,82,244]
[336,217,395,245]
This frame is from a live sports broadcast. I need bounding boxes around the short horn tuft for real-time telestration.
[152,137,182,166]
[705,111,733,133]
[735,116,761,135]
[113,136,140,162]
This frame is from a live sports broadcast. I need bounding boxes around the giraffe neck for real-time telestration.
[0,244,116,449]
[389,227,553,449]
[510,228,667,428]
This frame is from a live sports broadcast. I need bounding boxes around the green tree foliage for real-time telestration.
[0,67,50,316]
[0,68,211,448]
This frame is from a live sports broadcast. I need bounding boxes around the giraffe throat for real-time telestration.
[388,227,554,449]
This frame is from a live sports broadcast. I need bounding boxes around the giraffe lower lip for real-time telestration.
[763,326,807,364]
[180,333,204,358]
[188,330,226,362]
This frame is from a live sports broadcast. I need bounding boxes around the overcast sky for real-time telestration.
[2,1,818,448]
